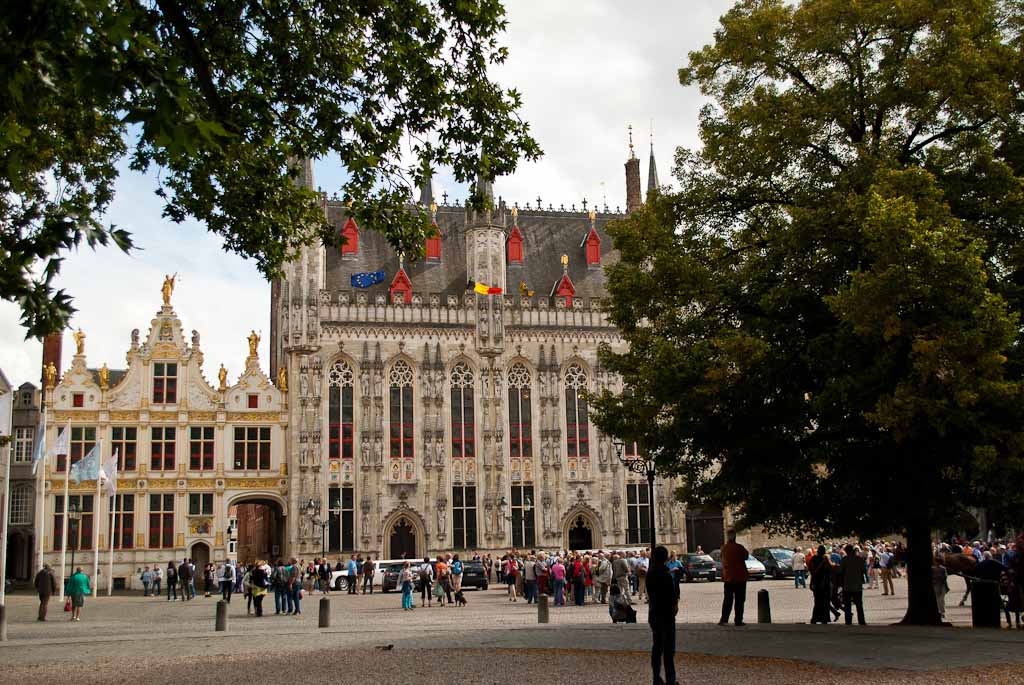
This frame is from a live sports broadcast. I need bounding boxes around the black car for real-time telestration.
[752,547,795,579]
[381,563,406,592]
[682,553,716,582]
[459,560,489,590]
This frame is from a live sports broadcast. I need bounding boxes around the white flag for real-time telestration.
[31,410,48,474]
[45,425,70,458]
[102,450,119,497]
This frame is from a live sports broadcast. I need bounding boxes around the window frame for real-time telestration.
[13,427,34,463]
[110,426,138,471]
[189,426,216,471]
[150,426,176,471]
[152,362,178,404]
[232,426,271,471]
[451,485,478,550]
[148,493,175,548]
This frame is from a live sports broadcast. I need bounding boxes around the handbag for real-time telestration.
[64,597,72,612]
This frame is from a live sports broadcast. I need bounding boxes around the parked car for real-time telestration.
[708,549,766,581]
[682,553,716,582]
[752,547,795,579]
[380,562,407,592]
[459,560,489,590]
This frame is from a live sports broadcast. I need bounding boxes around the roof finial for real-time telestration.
[561,254,569,272]
[628,124,635,159]
[510,205,518,226]
[648,119,660,193]
[588,208,596,228]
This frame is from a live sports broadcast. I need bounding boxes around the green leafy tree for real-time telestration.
[593,0,1024,625]
[1,0,540,337]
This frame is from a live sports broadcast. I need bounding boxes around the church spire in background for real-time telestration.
[418,159,434,206]
[625,124,642,213]
[647,122,659,193]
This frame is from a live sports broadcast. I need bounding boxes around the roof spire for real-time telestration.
[648,120,659,193]
[628,124,636,160]
[418,159,434,206]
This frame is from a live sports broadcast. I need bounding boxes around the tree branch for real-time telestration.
[154,0,227,120]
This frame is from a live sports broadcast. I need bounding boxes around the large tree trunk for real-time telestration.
[898,521,943,625]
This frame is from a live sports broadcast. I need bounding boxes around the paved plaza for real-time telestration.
[1,574,1022,683]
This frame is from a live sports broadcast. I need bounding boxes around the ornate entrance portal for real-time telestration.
[389,517,416,559]
[567,515,593,550]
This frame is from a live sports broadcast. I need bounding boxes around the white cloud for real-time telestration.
[0,0,734,387]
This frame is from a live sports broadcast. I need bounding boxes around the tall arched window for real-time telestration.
[328,360,354,459]
[507,363,532,458]
[389,360,414,459]
[450,363,475,459]
[10,485,32,525]
[564,364,590,458]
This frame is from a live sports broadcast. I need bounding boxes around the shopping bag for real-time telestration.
[64,597,72,612]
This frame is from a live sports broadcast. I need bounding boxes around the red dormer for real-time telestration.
[425,223,442,261]
[583,226,601,267]
[507,225,524,264]
[551,272,576,308]
[340,217,359,256]
[390,267,412,304]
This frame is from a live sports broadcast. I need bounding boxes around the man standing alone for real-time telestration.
[219,560,235,602]
[839,544,867,625]
[647,546,679,685]
[719,529,748,626]
[33,564,57,621]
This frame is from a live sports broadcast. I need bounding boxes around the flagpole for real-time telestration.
[58,421,71,602]
[33,408,46,592]
[92,469,100,597]
[107,492,115,596]
[0,387,12,642]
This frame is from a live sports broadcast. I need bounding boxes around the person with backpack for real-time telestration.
[504,554,519,602]
[219,560,235,602]
[451,554,464,594]
[287,557,302,615]
[250,560,270,617]
[273,559,288,614]
[362,556,376,594]
[177,559,193,601]
[435,555,450,606]
[165,561,178,601]
[318,559,332,594]
[418,557,434,607]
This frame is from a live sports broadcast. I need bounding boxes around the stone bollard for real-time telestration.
[538,594,549,623]
[0,604,7,642]
[215,600,228,631]
[319,596,331,628]
[757,589,771,624]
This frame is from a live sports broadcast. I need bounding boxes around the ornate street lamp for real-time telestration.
[612,438,657,551]
[67,503,82,580]
[304,497,328,561]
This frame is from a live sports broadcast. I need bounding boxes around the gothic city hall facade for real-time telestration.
[35,148,702,583]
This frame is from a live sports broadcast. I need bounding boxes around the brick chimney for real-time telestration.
[625,125,641,213]
[41,331,63,386]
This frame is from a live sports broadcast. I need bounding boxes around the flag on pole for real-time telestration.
[102,450,119,497]
[351,271,385,288]
[467,279,502,295]
[70,439,101,485]
[31,410,49,474]
[39,424,70,474]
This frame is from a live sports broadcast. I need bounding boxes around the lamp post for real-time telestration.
[304,498,327,561]
[499,494,534,547]
[67,503,81,581]
[613,439,656,551]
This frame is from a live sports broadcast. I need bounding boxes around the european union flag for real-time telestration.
[351,271,385,288]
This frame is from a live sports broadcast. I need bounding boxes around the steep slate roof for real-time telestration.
[323,201,622,302]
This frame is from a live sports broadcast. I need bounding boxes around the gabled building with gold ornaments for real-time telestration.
[37,287,288,587]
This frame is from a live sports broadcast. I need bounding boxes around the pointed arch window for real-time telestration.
[507,363,532,459]
[450,363,475,459]
[329,360,355,459]
[389,361,414,459]
[564,364,589,458]
[340,217,359,256]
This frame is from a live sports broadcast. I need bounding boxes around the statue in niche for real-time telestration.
[658,496,667,530]
[436,501,447,536]
[612,495,622,530]
[361,440,371,467]
[542,498,552,532]
[373,436,384,466]
[598,440,609,466]
[483,501,494,535]
[359,368,370,397]
[372,370,382,397]
[541,441,551,466]
[361,510,370,537]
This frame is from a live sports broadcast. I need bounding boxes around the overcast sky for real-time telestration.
[0,0,734,389]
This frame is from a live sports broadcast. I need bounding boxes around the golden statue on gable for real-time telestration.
[73,329,86,355]
[44,362,57,389]
[99,363,109,389]
[161,274,176,306]
[278,367,288,392]
[218,364,228,391]
[248,330,260,357]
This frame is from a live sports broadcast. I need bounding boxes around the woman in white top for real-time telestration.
[792,547,806,589]
[400,561,414,611]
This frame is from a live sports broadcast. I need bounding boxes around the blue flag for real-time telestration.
[351,271,385,288]
[70,439,101,485]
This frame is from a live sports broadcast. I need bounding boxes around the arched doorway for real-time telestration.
[6,529,32,580]
[229,496,285,563]
[568,515,593,550]
[191,541,210,575]
[389,517,416,559]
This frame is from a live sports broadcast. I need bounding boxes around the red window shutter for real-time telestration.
[585,228,601,266]
[340,217,359,255]
[390,268,413,304]
[426,226,442,260]
[507,227,524,264]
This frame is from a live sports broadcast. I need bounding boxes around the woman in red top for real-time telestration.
[572,556,586,606]
[583,555,594,602]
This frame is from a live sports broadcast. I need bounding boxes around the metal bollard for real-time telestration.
[757,589,771,624]
[319,596,331,628]
[0,604,7,642]
[215,600,228,631]
[537,593,549,623]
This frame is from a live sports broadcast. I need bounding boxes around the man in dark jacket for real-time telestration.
[34,564,58,621]
[647,546,680,685]
[178,559,193,601]
[838,544,867,625]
